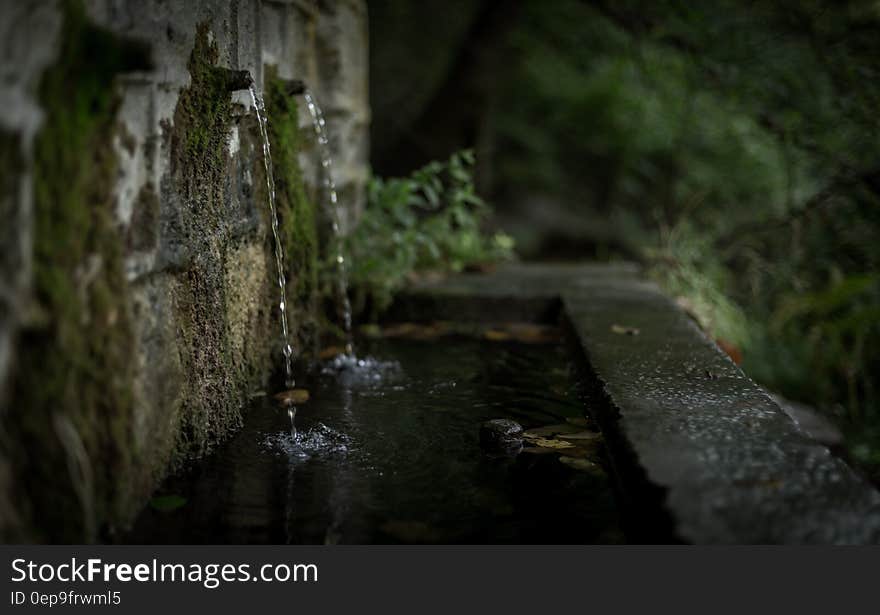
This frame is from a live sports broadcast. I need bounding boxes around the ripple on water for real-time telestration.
[320,354,403,388]
[263,422,351,459]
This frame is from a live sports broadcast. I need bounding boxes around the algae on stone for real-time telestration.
[5,0,148,541]
[166,23,272,462]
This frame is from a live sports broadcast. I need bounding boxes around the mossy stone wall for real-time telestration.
[0,0,369,542]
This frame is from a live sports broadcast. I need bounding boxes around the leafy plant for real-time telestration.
[341,150,514,315]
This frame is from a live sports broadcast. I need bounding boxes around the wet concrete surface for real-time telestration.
[393,263,880,543]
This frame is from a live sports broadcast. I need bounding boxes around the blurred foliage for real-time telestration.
[341,150,514,315]
[487,0,880,471]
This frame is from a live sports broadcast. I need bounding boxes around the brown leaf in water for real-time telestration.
[274,389,310,406]
[533,437,575,449]
[381,322,447,340]
[319,346,345,360]
[506,323,563,344]
[611,324,640,336]
[381,323,420,337]
[484,329,512,342]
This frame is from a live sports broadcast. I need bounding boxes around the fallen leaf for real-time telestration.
[319,346,345,360]
[611,324,640,336]
[506,323,563,344]
[716,338,743,364]
[484,329,512,342]
[382,323,420,337]
[533,437,575,449]
[274,389,310,405]
[149,495,187,512]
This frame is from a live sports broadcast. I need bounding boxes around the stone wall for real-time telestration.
[0,0,369,542]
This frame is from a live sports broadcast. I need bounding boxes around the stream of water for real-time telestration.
[250,85,296,388]
[302,90,354,355]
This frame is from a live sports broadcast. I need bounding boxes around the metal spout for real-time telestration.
[283,79,306,96]
[222,69,254,92]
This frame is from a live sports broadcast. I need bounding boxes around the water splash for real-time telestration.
[302,90,354,355]
[264,422,351,459]
[287,407,297,438]
[249,85,295,387]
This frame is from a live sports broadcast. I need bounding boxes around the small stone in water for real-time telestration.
[274,388,310,406]
[611,323,640,336]
[480,418,524,453]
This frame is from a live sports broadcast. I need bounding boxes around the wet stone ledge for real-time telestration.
[391,263,880,544]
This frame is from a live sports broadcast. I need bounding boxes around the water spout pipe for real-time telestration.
[223,69,254,92]
[282,79,307,96]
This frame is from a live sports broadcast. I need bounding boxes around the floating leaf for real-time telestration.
[149,495,187,512]
[382,322,420,337]
[274,389,310,406]
[505,323,563,344]
[533,437,575,449]
[319,346,345,360]
[484,329,512,341]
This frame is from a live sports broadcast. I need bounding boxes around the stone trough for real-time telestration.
[389,263,880,544]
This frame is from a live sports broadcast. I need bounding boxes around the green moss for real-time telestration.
[7,0,144,541]
[263,67,320,357]
[167,23,245,462]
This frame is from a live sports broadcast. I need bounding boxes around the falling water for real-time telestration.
[302,90,354,355]
[288,407,297,439]
[249,85,296,388]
